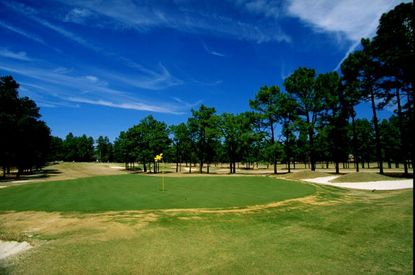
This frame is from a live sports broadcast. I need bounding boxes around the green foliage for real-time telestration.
[188,105,219,173]
[284,67,323,171]
[0,75,51,176]
[61,133,95,162]
[249,85,281,173]
[113,115,170,172]
[95,136,113,162]
[219,112,259,173]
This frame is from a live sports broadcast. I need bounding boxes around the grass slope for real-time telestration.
[0,175,315,212]
[330,172,406,183]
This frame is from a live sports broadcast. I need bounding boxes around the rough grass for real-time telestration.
[330,172,408,183]
[0,175,315,212]
[1,186,412,274]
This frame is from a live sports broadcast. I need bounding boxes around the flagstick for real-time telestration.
[162,160,165,192]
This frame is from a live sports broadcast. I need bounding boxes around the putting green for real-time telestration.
[0,175,315,212]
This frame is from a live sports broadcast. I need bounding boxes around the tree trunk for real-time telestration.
[395,88,408,175]
[351,113,359,172]
[270,119,277,174]
[369,87,384,174]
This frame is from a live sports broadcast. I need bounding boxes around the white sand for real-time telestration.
[303,176,413,190]
[0,240,32,260]
[110,166,124,169]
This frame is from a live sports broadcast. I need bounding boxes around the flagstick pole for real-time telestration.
[162,160,165,192]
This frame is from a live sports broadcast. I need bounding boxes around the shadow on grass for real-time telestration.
[383,172,413,179]
[0,169,62,183]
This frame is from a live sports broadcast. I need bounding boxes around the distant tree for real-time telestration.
[113,131,134,169]
[379,117,401,168]
[140,116,170,173]
[284,67,323,171]
[219,112,256,173]
[48,136,64,161]
[188,105,218,173]
[249,86,280,174]
[62,133,94,162]
[341,54,366,172]
[96,136,113,162]
[354,119,375,168]
[274,92,299,173]
[171,122,193,173]
[314,126,331,168]
[317,71,349,174]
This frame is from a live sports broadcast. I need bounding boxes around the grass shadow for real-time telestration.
[0,169,62,183]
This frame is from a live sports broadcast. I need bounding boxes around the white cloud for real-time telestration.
[4,2,100,51]
[85,75,98,83]
[0,20,46,45]
[234,0,282,19]
[202,42,226,57]
[52,0,290,43]
[287,0,402,41]
[286,0,408,71]
[0,62,187,114]
[66,97,184,114]
[0,48,32,61]
[64,8,93,23]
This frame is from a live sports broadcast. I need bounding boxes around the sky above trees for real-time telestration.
[0,0,409,140]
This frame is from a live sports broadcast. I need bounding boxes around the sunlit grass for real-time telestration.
[0,175,315,212]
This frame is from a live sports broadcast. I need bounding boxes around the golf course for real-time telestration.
[1,1,414,274]
[0,163,413,274]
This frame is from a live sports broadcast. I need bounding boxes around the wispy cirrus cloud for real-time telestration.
[65,96,184,114]
[64,8,94,24]
[3,1,183,91]
[202,42,226,57]
[0,61,187,114]
[3,1,100,51]
[233,0,283,19]
[52,0,290,43]
[0,20,46,45]
[0,48,32,61]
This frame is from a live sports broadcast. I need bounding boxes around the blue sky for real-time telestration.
[0,0,407,141]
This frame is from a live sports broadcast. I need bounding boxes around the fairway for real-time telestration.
[0,175,315,212]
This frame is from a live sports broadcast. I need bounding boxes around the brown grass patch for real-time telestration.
[0,211,158,243]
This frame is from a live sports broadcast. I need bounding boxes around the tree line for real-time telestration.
[109,3,413,176]
[1,3,413,177]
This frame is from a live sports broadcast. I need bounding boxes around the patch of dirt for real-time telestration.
[0,211,158,243]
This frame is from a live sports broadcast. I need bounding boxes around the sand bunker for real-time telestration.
[303,176,413,190]
[0,240,32,260]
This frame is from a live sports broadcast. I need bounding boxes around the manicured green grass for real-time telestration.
[0,175,315,212]
[2,187,412,274]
